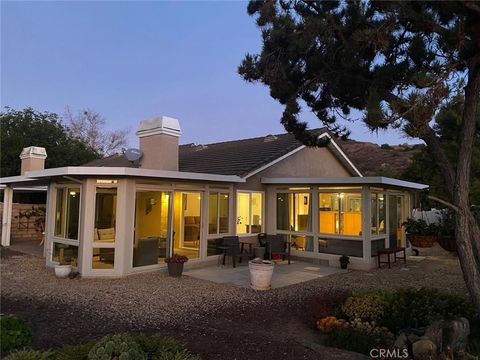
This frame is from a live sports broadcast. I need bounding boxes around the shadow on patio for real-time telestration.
[183,260,347,289]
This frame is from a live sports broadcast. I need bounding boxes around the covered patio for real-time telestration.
[183,260,346,289]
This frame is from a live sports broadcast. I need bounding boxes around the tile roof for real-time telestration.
[84,129,327,177]
[83,129,417,178]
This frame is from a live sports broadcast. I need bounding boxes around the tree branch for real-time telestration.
[427,195,460,212]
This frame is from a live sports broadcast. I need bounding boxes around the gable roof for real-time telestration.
[84,129,362,177]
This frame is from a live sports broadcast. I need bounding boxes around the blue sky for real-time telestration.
[1,1,415,147]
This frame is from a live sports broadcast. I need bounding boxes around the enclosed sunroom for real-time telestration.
[1,115,427,277]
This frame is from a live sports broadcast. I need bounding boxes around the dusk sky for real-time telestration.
[1,1,418,148]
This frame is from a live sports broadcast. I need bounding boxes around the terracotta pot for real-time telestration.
[167,262,184,277]
[407,234,437,248]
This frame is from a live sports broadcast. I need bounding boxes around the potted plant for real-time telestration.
[55,261,72,278]
[165,253,188,277]
[249,257,274,290]
[339,255,350,269]
[402,218,439,248]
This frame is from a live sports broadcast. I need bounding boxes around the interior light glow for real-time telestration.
[96,179,118,184]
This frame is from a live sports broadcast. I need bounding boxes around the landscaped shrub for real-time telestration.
[87,334,147,360]
[307,288,350,325]
[55,341,95,360]
[3,350,55,360]
[380,288,476,332]
[131,334,200,360]
[325,325,392,355]
[341,292,386,322]
[0,315,33,352]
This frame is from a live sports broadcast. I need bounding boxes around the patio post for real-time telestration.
[361,186,372,264]
[1,186,13,247]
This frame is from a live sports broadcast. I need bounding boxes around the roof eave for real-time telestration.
[260,176,428,190]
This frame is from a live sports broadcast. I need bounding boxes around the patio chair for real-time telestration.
[266,234,291,264]
[219,236,250,268]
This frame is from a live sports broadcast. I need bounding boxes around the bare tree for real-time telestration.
[64,108,129,156]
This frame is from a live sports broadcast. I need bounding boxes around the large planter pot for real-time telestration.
[407,234,437,248]
[167,262,185,277]
[249,259,274,291]
[55,264,72,278]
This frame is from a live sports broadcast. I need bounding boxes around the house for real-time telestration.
[0,116,427,276]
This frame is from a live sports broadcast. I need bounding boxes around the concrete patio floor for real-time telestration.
[183,260,346,289]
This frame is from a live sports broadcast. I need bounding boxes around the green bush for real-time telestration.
[380,288,476,332]
[325,326,385,355]
[341,292,386,322]
[55,342,95,360]
[1,315,33,352]
[87,334,147,360]
[131,334,200,360]
[3,350,55,360]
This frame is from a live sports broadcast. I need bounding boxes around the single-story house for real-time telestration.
[0,116,427,277]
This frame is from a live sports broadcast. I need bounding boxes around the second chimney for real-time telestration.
[20,146,47,175]
[136,116,182,171]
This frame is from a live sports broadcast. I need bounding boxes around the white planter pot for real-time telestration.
[55,265,72,278]
[249,259,274,291]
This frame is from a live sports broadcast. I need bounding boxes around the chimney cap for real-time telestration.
[19,146,47,160]
[136,116,182,138]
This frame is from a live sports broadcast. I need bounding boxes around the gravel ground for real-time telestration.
[0,244,467,359]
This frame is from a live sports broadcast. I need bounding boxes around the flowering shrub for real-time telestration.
[316,316,346,333]
[341,292,386,322]
[164,254,189,264]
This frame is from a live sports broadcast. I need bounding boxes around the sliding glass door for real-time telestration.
[173,192,202,259]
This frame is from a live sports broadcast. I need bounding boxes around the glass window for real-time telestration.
[94,188,117,243]
[53,242,78,266]
[219,193,229,233]
[54,187,80,240]
[236,192,262,235]
[319,192,362,236]
[92,248,115,269]
[208,193,218,234]
[371,193,386,235]
[236,193,250,235]
[251,193,262,234]
[276,193,312,232]
[133,191,171,267]
[208,192,229,235]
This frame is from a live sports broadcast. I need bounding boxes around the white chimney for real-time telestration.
[136,116,182,171]
[19,146,47,175]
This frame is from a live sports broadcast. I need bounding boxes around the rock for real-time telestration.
[394,333,408,349]
[412,339,437,360]
[424,320,444,350]
[444,317,470,353]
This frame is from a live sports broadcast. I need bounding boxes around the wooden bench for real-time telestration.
[376,247,406,268]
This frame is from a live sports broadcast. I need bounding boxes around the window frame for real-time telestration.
[236,190,264,236]
[92,186,118,247]
[208,191,230,235]
[52,185,82,243]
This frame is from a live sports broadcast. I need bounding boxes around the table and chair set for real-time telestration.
[218,233,290,268]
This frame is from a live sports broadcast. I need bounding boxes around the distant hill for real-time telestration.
[338,139,421,177]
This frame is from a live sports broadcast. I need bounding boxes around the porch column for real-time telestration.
[361,186,372,261]
[1,186,13,247]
